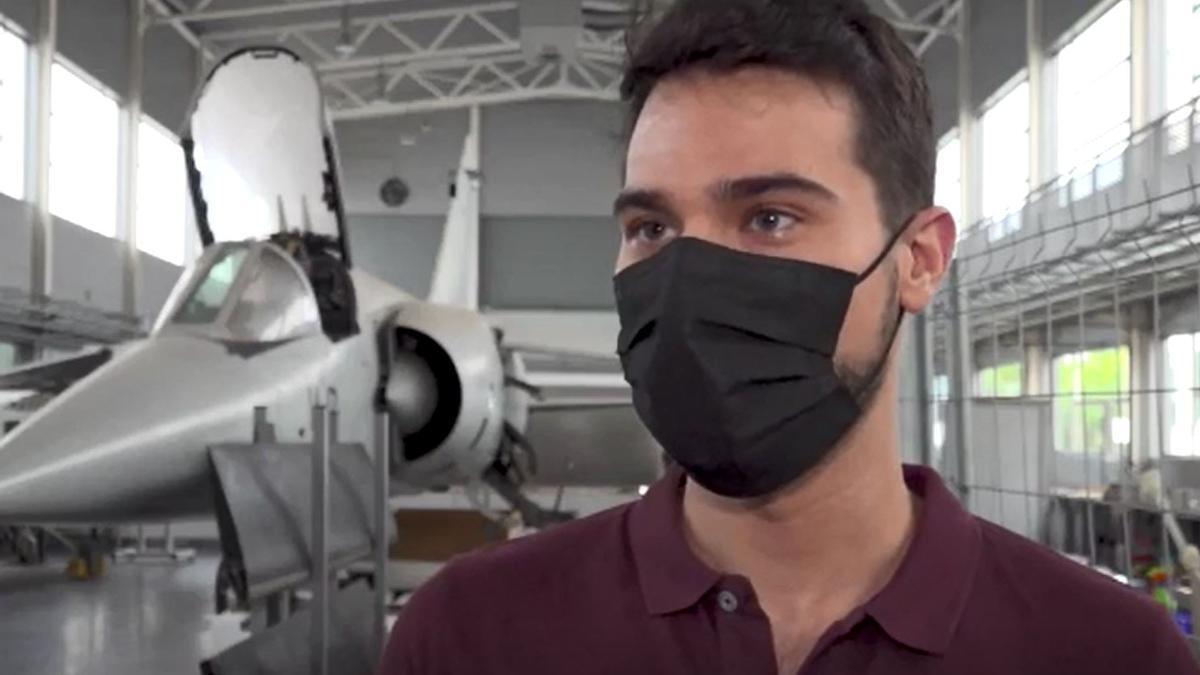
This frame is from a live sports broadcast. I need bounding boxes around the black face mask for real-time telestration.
[614,229,907,498]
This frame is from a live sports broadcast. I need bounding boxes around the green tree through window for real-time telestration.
[1053,347,1131,457]
[975,362,1022,398]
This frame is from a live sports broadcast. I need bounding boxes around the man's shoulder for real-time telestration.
[378,500,642,671]
[971,518,1197,672]
[975,517,1153,610]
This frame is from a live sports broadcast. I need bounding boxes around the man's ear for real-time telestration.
[897,207,956,314]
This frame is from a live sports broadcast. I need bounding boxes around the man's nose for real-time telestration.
[678,218,741,252]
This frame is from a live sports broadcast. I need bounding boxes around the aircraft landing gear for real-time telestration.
[1,526,47,566]
[65,528,112,581]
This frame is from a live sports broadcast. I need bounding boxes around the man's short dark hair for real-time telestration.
[621,0,935,232]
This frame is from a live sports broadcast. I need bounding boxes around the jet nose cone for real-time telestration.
[0,336,275,522]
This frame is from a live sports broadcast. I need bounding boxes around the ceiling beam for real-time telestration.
[916,0,961,56]
[881,0,910,20]
[322,48,622,83]
[321,44,518,79]
[200,2,517,41]
[160,0,632,25]
[330,85,617,120]
[150,0,397,24]
[144,0,204,52]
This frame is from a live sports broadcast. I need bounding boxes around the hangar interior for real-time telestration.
[0,0,1197,672]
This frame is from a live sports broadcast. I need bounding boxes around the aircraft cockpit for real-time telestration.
[166,46,360,345]
[155,242,325,345]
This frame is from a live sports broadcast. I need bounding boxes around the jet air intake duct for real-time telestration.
[385,302,504,487]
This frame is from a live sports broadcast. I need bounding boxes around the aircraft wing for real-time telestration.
[522,404,662,487]
[508,344,664,488]
[0,347,112,392]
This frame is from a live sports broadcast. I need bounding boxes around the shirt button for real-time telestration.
[717,590,739,613]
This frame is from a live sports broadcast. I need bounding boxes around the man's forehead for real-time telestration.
[645,66,853,107]
[623,71,859,197]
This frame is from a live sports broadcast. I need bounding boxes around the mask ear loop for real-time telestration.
[856,214,918,284]
[851,306,907,408]
[846,214,918,407]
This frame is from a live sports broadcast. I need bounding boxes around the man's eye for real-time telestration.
[626,220,675,243]
[747,210,799,236]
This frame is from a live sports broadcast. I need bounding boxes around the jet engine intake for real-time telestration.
[384,303,504,488]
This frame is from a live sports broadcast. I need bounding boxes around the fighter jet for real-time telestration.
[0,47,659,526]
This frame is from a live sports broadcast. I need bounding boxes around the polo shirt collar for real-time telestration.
[864,465,981,655]
[628,463,981,655]
[629,465,721,615]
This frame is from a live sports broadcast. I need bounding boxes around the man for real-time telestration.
[379,1,1199,673]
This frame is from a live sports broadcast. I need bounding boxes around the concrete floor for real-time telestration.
[0,552,247,675]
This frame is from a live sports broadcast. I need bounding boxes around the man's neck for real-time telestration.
[679,384,918,609]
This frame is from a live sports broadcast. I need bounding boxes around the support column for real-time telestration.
[29,1,56,309]
[1130,314,1160,467]
[958,4,981,229]
[1023,340,1051,396]
[948,0,975,498]
[1130,0,1161,129]
[119,0,146,320]
[1026,0,1050,187]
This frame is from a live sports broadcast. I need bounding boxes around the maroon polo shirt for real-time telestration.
[380,465,1199,674]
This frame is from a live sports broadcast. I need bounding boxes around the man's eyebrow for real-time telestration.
[710,173,839,203]
[613,188,671,216]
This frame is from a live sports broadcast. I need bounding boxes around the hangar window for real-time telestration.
[137,118,187,265]
[975,362,1022,398]
[1164,0,1200,156]
[49,61,119,237]
[1165,0,1200,111]
[934,131,962,230]
[1055,0,1131,200]
[980,79,1029,241]
[226,247,320,342]
[174,246,248,325]
[1052,347,1130,460]
[0,22,26,200]
[1164,333,1200,457]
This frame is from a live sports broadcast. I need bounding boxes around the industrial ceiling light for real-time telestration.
[335,1,355,57]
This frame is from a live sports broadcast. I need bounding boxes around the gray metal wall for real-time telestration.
[345,214,444,298]
[337,100,623,218]
[0,193,32,290]
[923,0,1114,139]
[967,0,1028,111]
[335,111,470,217]
[480,216,618,310]
[0,0,199,130]
[51,216,125,313]
[0,191,181,322]
[142,20,201,134]
[339,100,625,310]
[481,101,624,217]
